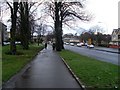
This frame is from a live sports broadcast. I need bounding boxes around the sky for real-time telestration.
[62,0,119,35]
[0,0,119,35]
[84,0,119,34]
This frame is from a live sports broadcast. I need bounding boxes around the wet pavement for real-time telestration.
[3,45,81,88]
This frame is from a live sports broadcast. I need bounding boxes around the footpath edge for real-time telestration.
[59,55,86,90]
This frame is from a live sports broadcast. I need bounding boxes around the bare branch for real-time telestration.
[63,21,75,30]
[28,2,37,11]
[30,2,42,15]
[6,1,13,12]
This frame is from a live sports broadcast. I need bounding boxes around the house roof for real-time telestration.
[112,29,120,35]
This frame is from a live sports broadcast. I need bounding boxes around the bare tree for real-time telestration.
[6,0,19,55]
[37,23,42,46]
[19,1,42,49]
[44,0,91,51]
[36,23,48,45]
[4,1,43,51]
[19,1,31,49]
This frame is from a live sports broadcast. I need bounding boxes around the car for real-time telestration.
[77,43,82,47]
[65,42,69,45]
[84,43,88,46]
[3,42,10,45]
[70,43,74,46]
[77,42,84,46]
[80,42,84,46]
[3,41,21,45]
[87,44,94,48]
[15,41,21,44]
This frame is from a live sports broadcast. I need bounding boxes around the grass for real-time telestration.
[2,43,44,83]
[59,50,119,88]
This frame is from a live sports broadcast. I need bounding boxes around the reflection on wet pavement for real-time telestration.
[13,45,81,88]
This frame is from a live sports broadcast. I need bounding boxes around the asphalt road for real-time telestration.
[65,45,119,65]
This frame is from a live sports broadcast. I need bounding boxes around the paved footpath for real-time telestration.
[3,45,81,88]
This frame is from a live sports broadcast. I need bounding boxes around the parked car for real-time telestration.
[70,43,74,46]
[87,44,94,48]
[15,41,21,44]
[84,43,88,46]
[77,42,84,47]
[3,42,10,45]
[80,42,84,46]
[3,41,21,45]
[65,42,69,45]
[77,43,82,47]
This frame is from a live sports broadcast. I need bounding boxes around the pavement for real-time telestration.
[2,45,82,89]
[94,46,119,54]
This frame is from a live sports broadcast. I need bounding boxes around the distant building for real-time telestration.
[63,38,71,43]
[63,33,74,38]
[63,33,80,44]
[111,28,120,45]
[63,37,80,45]
[0,22,8,44]
[69,38,80,43]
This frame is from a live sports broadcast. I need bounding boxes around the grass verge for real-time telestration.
[59,50,119,88]
[2,43,44,83]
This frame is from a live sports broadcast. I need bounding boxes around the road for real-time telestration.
[64,45,119,65]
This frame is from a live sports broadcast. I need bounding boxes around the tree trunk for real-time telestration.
[20,2,29,50]
[24,2,29,49]
[55,2,62,51]
[10,14,16,55]
[9,2,18,55]
[59,2,64,50]
[60,12,64,49]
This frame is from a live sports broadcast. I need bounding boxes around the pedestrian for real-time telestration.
[52,43,55,50]
[45,42,47,49]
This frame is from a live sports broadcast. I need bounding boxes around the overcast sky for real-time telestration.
[64,0,119,35]
[86,0,119,34]
[1,0,119,35]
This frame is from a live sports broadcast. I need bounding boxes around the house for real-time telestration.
[0,22,8,44]
[111,28,120,45]
[63,33,80,44]
[69,38,80,43]
[63,38,71,43]
[109,28,120,48]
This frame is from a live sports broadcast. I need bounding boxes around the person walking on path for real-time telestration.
[44,42,47,49]
[52,43,55,50]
